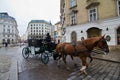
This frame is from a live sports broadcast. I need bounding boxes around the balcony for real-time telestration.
[86,0,100,9]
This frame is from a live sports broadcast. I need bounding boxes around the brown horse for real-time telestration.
[55,35,109,75]
[55,42,93,66]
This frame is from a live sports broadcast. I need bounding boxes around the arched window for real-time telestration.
[7,39,10,44]
[71,31,77,42]
[2,39,5,44]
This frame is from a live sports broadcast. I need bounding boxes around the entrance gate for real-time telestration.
[87,27,101,38]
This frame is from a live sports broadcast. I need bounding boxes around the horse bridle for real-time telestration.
[94,38,108,52]
[81,38,107,52]
[81,41,92,52]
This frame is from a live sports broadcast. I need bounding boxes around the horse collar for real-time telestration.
[81,41,92,52]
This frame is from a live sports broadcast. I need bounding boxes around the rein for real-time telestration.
[80,38,102,52]
[81,41,92,52]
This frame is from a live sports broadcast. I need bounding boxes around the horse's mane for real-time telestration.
[81,36,102,48]
[62,36,102,46]
[82,36,102,46]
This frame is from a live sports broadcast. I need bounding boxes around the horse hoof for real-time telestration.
[80,70,88,76]
[66,67,70,71]
[83,71,88,76]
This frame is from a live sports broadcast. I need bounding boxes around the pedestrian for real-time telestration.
[5,42,8,47]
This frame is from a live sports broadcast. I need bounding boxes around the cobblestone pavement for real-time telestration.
[0,47,19,80]
[67,59,120,80]
[67,49,120,80]
[0,53,12,80]
[92,49,120,63]
[0,46,120,80]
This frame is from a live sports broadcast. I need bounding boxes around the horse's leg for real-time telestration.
[70,55,77,67]
[88,54,93,63]
[79,56,88,75]
[62,54,70,70]
[57,53,62,67]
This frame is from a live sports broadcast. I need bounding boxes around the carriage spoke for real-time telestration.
[41,52,49,64]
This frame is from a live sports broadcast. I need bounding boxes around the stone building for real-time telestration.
[0,12,19,45]
[27,20,53,39]
[60,0,120,45]
[54,21,62,43]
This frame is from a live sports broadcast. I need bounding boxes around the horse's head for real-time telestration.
[95,35,109,54]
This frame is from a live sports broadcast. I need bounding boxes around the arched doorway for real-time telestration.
[71,31,77,42]
[7,39,10,44]
[117,27,120,45]
[87,27,101,38]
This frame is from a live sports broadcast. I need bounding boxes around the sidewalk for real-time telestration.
[92,47,120,63]
[0,48,18,80]
[0,54,11,80]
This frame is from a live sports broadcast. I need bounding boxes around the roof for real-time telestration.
[29,20,52,25]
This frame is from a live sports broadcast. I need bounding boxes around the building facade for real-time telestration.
[27,20,53,39]
[54,21,62,43]
[0,12,19,45]
[60,0,120,45]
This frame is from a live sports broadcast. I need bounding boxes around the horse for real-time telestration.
[54,35,109,75]
[54,42,93,66]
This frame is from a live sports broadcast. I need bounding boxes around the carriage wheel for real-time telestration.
[41,52,49,64]
[22,47,29,59]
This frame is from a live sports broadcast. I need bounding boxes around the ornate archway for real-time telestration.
[87,27,101,38]
[117,27,120,45]
[71,31,77,42]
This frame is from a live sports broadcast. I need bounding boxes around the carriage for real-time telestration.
[22,39,55,64]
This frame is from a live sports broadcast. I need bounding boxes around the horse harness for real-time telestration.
[72,41,91,56]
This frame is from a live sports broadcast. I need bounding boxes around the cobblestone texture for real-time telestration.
[67,59,120,80]
[0,54,12,79]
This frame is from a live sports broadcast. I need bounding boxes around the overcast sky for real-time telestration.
[0,0,60,36]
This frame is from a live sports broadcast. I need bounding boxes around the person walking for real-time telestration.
[5,42,8,47]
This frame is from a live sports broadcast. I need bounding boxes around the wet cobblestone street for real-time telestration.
[0,49,12,80]
[0,46,120,80]
[68,59,120,80]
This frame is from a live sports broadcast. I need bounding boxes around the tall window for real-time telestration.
[2,39,5,44]
[70,0,76,8]
[70,12,76,25]
[88,8,97,21]
[117,0,120,16]
[7,29,10,33]
[71,31,77,42]
[3,29,5,32]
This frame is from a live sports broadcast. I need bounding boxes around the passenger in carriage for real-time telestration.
[45,33,52,51]
[45,33,51,43]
